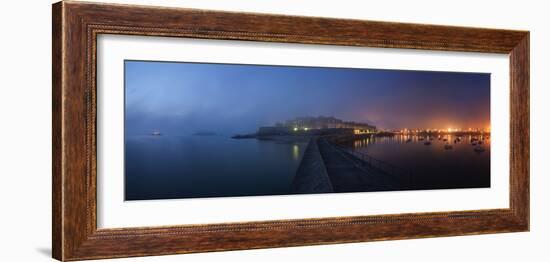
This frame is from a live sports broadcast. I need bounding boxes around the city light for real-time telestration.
[387,126,490,135]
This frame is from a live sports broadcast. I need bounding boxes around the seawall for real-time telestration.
[291,137,334,193]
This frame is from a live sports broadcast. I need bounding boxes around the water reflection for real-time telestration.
[347,134,490,190]
[292,144,300,161]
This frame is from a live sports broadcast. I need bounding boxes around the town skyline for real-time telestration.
[267,115,489,132]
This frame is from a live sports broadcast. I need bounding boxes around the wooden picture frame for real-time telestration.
[52,1,529,261]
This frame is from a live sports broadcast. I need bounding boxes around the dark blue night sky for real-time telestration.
[125,60,490,135]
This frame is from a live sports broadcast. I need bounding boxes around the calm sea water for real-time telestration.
[125,134,490,201]
[348,134,490,190]
[125,135,307,200]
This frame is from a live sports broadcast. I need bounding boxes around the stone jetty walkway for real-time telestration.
[316,138,399,192]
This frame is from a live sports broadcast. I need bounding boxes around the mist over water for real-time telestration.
[124,60,491,200]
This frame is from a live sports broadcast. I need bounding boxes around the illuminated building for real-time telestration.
[276,116,377,134]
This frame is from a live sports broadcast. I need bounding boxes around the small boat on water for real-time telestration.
[474,146,485,153]
[444,144,453,150]
[471,142,477,146]
[443,138,448,142]
[406,138,412,143]
[424,141,432,145]
[152,129,161,136]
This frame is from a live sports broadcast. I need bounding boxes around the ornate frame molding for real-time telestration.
[53,1,529,261]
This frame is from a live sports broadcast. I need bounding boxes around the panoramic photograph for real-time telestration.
[124,60,491,201]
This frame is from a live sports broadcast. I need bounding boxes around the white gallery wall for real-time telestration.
[0,0,547,261]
